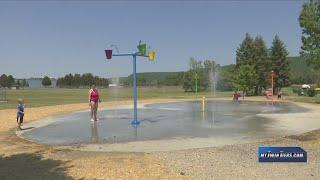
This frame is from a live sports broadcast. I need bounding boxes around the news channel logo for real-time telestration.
[258,146,307,162]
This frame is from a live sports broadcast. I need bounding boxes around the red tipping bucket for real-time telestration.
[105,49,112,59]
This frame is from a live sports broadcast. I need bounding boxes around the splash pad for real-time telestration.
[18,100,307,152]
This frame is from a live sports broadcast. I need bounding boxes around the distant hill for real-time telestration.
[108,57,319,87]
[128,72,183,81]
[110,72,184,86]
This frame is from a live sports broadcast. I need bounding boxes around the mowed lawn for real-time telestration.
[0,87,233,110]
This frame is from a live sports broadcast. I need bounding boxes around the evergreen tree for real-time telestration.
[253,36,270,94]
[299,1,320,69]
[270,35,290,93]
[236,33,255,67]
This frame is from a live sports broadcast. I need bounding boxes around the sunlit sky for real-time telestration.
[0,1,305,78]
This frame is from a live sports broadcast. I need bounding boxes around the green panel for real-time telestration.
[137,43,147,56]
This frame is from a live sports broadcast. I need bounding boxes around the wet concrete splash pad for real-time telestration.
[18,100,307,150]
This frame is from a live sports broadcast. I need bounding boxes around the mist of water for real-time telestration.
[109,77,120,119]
[208,67,219,127]
[209,67,219,98]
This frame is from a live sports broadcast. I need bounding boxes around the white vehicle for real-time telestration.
[301,84,311,89]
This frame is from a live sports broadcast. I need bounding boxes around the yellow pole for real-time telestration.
[202,96,206,112]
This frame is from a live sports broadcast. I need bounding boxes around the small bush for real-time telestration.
[315,94,320,104]
[307,88,317,97]
[298,89,304,96]
[292,87,300,94]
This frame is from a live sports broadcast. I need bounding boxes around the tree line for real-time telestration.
[119,72,184,87]
[0,74,29,89]
[56,73,109,88]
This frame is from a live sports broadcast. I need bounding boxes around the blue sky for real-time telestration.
[0,1,304,78]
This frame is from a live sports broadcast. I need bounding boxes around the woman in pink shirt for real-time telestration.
[88,84,101,122]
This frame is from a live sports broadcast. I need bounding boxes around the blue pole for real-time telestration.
[108,52,143,126]
[131,54,140,125]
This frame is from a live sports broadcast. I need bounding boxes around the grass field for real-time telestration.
[1,86,319,110]
[0,87,233,110]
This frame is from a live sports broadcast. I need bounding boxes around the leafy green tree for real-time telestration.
[232,65,257,99]
[64,73,74,86]
[189,57,202,72]
[16,80,21,88]
[183,71,193,92]
[183,58,204,92]
[73,74,81,87]
[7,75,15,88]
[217,64,235,91]
[183,58,221,92]
[81,73,94,86]
[22,79,28,89]
[42,76,52,87]
[0,74,8,87]
[199,70,209,91]
[203,60,217,73]
[253,36,269,94]
[299,1,320,69]
[236,33,255,67]
[270,35,290,93]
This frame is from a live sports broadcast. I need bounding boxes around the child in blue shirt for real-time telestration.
[17,99,24,130]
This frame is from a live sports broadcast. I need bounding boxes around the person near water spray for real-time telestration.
[233,91,240,102]
[88,84,101,122]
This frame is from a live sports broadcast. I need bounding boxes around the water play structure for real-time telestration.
[104,42,155,126]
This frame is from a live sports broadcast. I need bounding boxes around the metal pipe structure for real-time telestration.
[271,70,276,105]
[106,43,154,126]
[112,53,141,125]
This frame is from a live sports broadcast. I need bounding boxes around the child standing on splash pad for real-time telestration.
[233,91,240,102]
[16,99,25,130]
[88,84,101,122]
